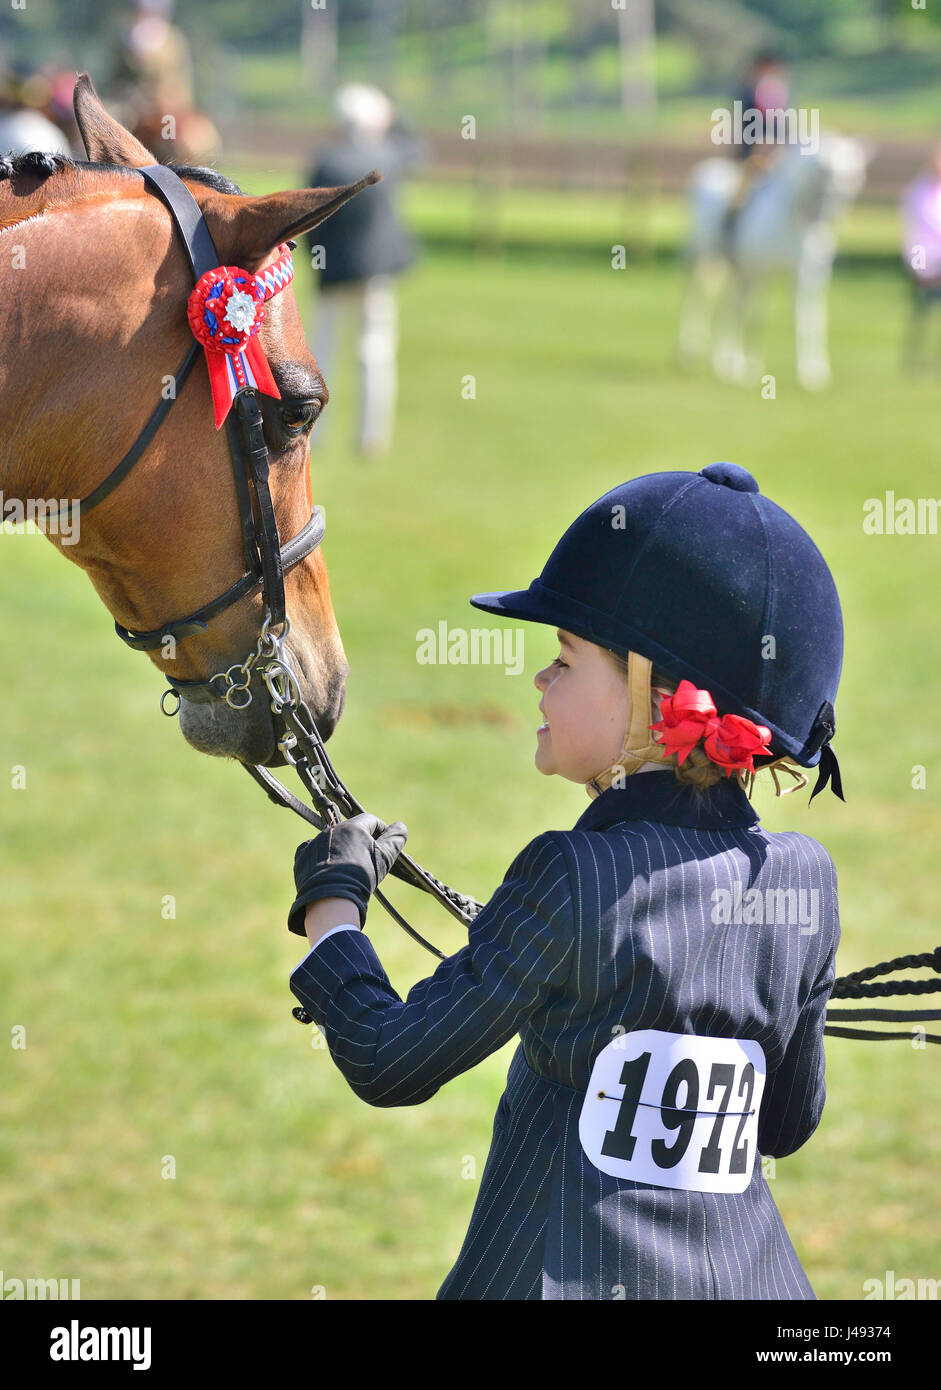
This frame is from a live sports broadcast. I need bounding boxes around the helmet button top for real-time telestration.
[699,461,760,493]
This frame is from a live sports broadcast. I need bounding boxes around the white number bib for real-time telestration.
[579,1029,766,1194]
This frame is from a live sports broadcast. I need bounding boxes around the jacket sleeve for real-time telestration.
[757,888,840,1159]
[289,831,575,1107]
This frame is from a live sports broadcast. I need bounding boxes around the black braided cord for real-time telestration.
[829,947,941,998]
[825,946,941,1042]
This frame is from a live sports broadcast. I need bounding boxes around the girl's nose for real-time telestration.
[534,665,549,692]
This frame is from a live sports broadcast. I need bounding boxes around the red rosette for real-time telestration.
[186,264,279,428]
[183,246,294,428]
[186,265,266,356]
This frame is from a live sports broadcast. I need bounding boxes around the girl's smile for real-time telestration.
[532,629,666,785]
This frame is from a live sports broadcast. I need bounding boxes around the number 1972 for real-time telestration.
[600,1050,757,1175]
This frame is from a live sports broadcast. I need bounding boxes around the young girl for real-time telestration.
[286,461,844,1300]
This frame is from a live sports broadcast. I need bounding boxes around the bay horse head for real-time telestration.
[0,74,374,765]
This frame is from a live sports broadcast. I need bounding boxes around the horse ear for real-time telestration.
[73,72,155,166]
[206,172,382,271]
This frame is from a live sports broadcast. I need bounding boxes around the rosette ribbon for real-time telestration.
[649,679,773,777]
[186,243,295,428]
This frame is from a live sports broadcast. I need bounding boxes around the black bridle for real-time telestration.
[67,161,484,972]
[68,162,325,706]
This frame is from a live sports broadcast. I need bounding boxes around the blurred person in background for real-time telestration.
[901,145,941,368]
[112,0,193,116]
[723,51,792,251]
[0,60,73,157]
[305,82,426,458]
[109,0,218,162]
[735,50,791,163]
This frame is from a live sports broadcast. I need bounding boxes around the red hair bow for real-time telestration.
[649,679,772,776]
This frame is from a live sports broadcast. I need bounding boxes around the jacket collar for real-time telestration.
[574,770,759,832]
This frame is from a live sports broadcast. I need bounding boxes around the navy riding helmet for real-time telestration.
[470,462,844,802]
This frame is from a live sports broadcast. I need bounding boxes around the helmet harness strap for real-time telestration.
[586,653,669,799]
[585,651,810,802]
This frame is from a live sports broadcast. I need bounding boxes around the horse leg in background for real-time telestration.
[356,274,398,458]
[679,158,742,373]
[740,272,767,383]
[794,229,835,391]
[677,257,723,369]
[712,267,752,385]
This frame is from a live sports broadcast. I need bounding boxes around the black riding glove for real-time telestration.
[288,813,408,937]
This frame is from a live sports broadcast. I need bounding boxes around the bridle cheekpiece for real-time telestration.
[66,162,327,710]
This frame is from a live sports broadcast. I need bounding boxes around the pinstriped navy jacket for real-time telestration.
[289,770,839,1301]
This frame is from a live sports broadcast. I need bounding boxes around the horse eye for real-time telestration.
[281,401,322,435]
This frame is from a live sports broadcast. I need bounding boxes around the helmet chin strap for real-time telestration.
[586,652,671,799]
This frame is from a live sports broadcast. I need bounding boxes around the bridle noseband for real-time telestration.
[68,162,324,708]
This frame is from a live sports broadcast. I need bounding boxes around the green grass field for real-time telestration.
[1,184,939,1300]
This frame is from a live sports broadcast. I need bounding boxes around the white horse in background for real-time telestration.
[677,136,868,390]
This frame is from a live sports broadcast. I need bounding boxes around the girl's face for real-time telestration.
[533,630,667,784]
